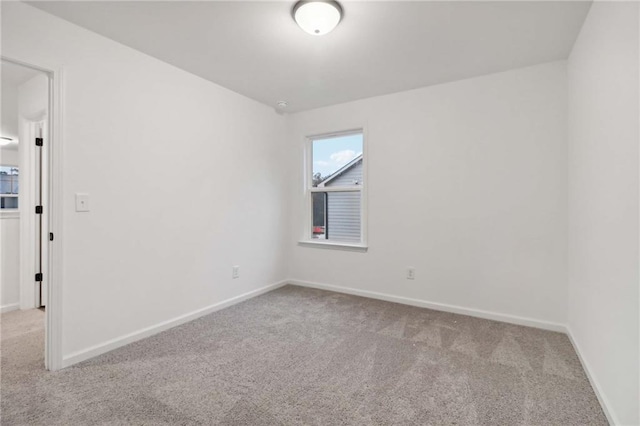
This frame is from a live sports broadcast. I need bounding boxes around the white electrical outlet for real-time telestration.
[232,265,240,279]
[406,267,415,280]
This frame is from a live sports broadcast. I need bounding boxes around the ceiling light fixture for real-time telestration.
[293,0,342,36]
[0,137,13,146]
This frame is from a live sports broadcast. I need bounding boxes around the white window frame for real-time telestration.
[299,128,368,252]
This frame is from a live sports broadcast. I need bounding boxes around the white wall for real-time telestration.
[18,73,48,120]
[1,2,289,360]
[1,214,20,312]
[1,74,19,140]
[0,146,19,312]
[0,148,19,165]
[0,78,21,313]
[0,146,20,313]
[287,61,568,327]
[567,2,639,425]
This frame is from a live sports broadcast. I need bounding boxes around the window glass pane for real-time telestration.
[311,191,361,242]
[0,166,19,209]
[311,192,327,239]
[312,133,363,188]
[1,197,18,209]
[0,166,19,194]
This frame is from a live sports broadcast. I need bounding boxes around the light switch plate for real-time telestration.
[75,193,90,212]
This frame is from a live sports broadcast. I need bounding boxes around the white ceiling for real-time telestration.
[28,1,591,112]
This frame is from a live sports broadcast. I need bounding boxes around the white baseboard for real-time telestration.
[0,303,20,313]
[565,326,618,426]
[62,280,287,368]
[288,279,566,333]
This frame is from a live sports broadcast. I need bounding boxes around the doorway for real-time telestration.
[1,57,58,370]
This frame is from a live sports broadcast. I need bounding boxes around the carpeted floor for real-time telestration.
[1,285,607,425]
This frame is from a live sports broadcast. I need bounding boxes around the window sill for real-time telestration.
[298,240,368,252]
[0,210,20,219]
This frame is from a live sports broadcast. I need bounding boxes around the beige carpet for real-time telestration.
[1,285,607,425]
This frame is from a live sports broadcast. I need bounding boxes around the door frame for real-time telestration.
[2,56,64,371]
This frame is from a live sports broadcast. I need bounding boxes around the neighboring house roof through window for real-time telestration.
[318,154,363,187]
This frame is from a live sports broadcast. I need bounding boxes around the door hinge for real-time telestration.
[35,137,43,147]
[35,205,43,214]
[49,232,54,241]
[35,273,43,282]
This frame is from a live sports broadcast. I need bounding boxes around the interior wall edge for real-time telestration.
[0,303,20,314]
[287,279,566,333]
[61,280,288,369]
[565,325,617,426]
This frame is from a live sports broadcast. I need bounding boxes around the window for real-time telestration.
[305,131,365,247]
[0,165,19,209]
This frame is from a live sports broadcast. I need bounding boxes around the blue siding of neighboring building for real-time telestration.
[326,191,361,242]
[324,158,363,242]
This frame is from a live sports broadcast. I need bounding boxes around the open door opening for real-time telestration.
[1,58,52,370]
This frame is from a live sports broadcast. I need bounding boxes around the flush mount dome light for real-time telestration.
[293,0,342,36]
